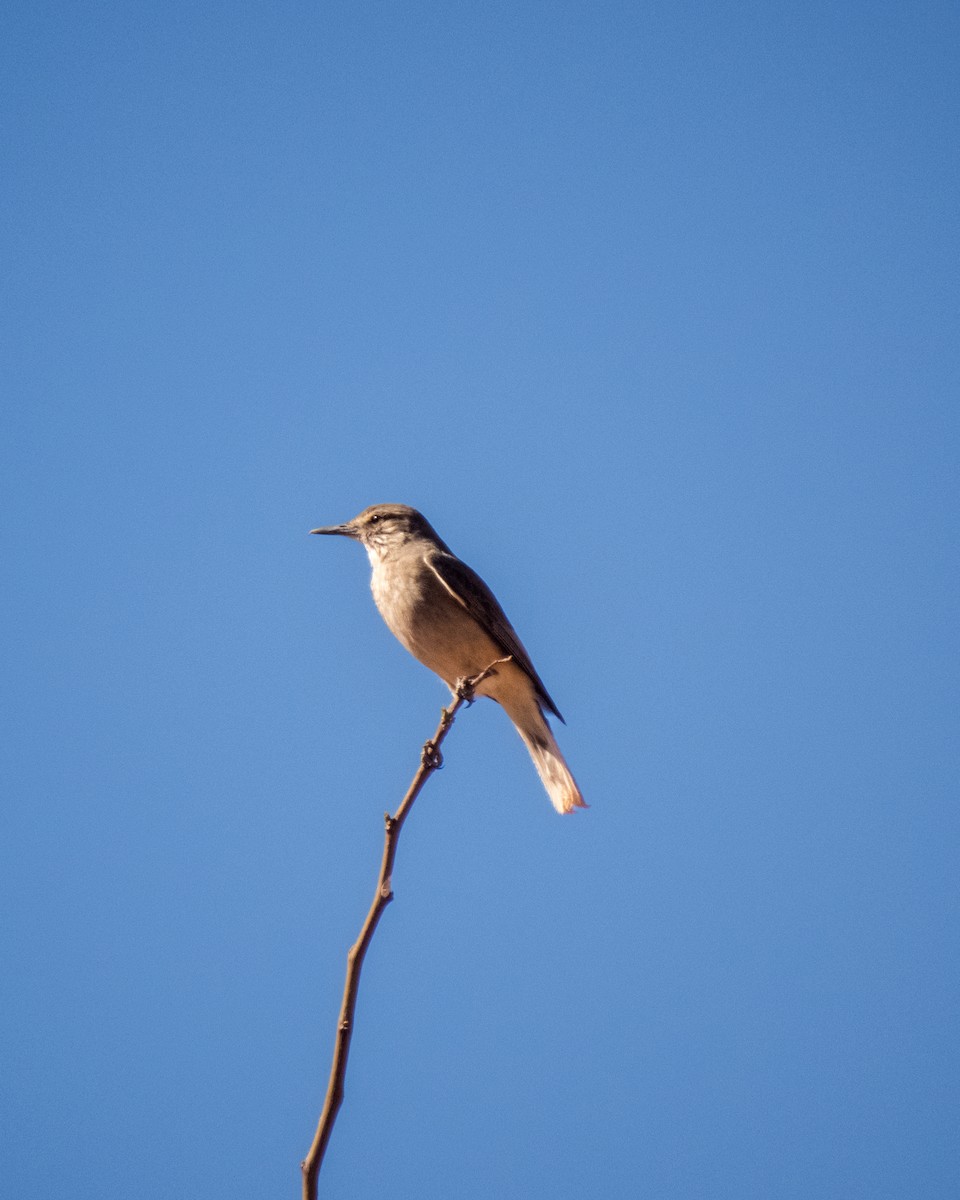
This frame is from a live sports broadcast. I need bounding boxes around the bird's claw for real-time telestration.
[455,656,511,706]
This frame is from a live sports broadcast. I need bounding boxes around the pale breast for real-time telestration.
[369,551,502,686]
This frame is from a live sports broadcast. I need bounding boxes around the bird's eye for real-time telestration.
[370,514,380,523]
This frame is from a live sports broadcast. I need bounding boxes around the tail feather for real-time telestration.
[519,720,587,814]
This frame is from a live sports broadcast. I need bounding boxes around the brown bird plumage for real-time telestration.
[311,504,585,813]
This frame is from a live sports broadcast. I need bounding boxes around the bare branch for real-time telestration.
[300,658,511,1198]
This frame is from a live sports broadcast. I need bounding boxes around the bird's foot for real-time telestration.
[454,675,478,707]
[455,655,513,707]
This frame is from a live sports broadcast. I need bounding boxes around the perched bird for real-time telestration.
[310,504,585,813]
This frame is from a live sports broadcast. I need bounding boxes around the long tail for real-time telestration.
[515,710,587,814]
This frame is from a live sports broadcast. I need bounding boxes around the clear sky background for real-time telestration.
[2,2,958,1197]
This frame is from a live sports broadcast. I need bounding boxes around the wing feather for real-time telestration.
[425,550,564,722]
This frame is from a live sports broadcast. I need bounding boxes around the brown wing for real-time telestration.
[425,550,565,723]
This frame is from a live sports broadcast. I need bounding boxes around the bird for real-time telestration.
[310,504,586,813]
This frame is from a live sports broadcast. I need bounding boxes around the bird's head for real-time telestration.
[310,504,447,559]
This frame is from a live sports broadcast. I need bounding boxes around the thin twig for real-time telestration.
[301,657,511,1199]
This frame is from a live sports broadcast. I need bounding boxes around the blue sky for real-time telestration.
[2,1,958,1197]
